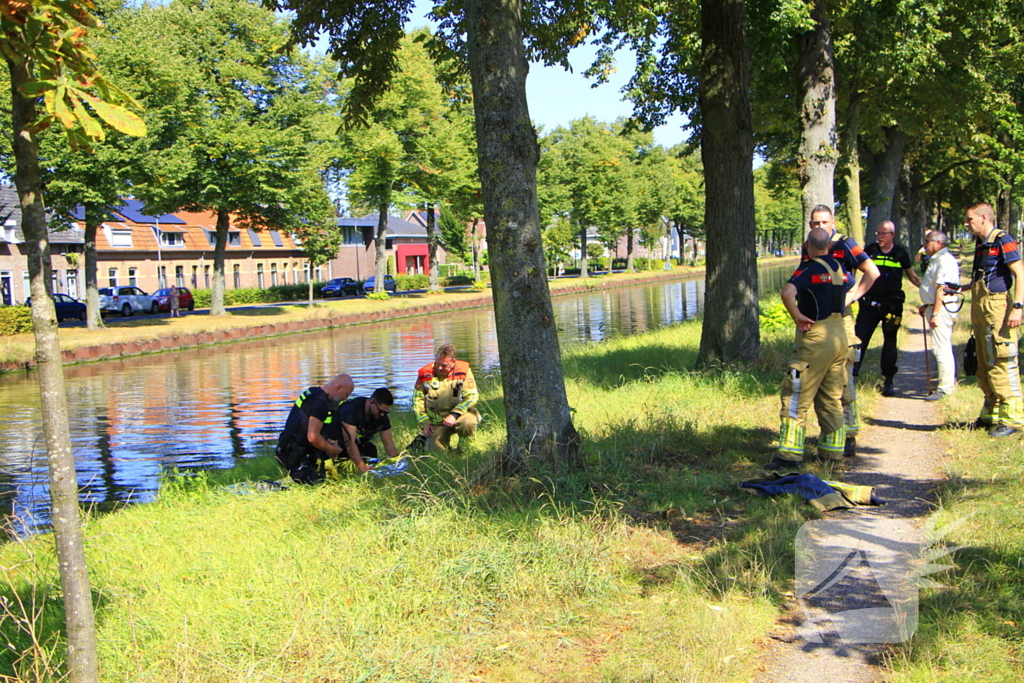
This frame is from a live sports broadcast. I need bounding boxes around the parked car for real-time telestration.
[361,275,397,295]
[98,286,157,316]
[26,293,87,322]
[153,287,195,312]
[321,277,360,298]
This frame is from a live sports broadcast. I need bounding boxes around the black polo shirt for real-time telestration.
[863,242,913,302]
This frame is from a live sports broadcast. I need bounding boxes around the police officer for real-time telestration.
[963,203,1024,437]
[768,228,863,471]
[413,344,480,453]
[853,220,921,396]
[332,388,402,473]
[275,373,354,483]
[802,206,880,457]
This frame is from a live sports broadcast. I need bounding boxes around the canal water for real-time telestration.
[0,265,794,535]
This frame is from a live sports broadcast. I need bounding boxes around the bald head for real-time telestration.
[806,227,831,256]
[323,374,354,403]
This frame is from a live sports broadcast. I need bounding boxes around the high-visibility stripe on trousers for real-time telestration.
[971,281,1024,428]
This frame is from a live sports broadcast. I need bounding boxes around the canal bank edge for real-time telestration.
[1,258,800,373]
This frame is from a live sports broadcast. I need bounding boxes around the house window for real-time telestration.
[3,220,16,244]
[205,230,216,247]
[203,265,210,289]
[191,266,198,288]
[228,232,241,247]
[22,270,29,303]
[247,229,262,247]
[110,229,133,248]
[158,266,167,289]
[51,271,59,294]
[233,264,241,289]
[108,268,118,287]
[269,231,284,247]
[161,232,183,247]
[257,264,264,289]
[128,268,137,287]
[315,266,323,282]
[270,263,278,287]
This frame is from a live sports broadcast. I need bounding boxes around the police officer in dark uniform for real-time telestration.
[331,388,402,474]
[768,227,865,471]
[853,220,921,396]
[275,374,354,483]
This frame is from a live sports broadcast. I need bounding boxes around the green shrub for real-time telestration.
[395,274,429,290]
[366,291,391,301]
[192,283,324,308]
[0,306,32,336]
[759,300,791,331]
[443,275,475,287]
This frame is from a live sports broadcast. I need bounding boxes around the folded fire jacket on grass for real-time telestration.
[739,472,883,512]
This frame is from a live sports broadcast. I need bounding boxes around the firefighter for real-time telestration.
[767,227,860,471]
[412,344,480,453]
[963,202,1024,437]
[802,205,880,457]
[275,373,354,483]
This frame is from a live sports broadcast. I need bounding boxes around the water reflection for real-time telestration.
[0,264,794,534]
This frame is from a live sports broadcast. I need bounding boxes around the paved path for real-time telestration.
[755,313,948,683]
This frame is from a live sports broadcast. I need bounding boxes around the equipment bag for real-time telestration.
[963,335,978,376]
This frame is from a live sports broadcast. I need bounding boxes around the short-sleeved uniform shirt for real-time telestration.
[278,386,331,449]
[972,230,1021,294]
[801,232,868,293]
[863,242,913,301]
[333,396,392,443]
[789,256,849,321]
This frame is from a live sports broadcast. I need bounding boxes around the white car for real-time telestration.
[99,286,157,316]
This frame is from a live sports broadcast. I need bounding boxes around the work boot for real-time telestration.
[882,377,895,397]
[972,418,994,430]
[765,456,801,472]
[843,436,857,457]
[989,424,1019,438]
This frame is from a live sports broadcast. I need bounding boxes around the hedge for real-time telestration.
[0,306,33,336]
[191,283,325,308]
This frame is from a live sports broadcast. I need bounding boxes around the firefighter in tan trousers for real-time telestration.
[767,228,868,471]
[413,344,480,452]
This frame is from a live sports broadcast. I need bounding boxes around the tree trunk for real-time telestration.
[471,217,480,281]
[865,126,906,234]
[9,58,99,683]
[427,202,441,290]
[465,0,581,471]
[83,204,104,330]
[842,97,864,243]
[210,209,230,315]
[375,200,388,290]
[904,164,928,253]
[308,259,314,304]
[578,221,589,278]
[626,230,635,272]
[695,0,760,367]
[796,3,838,226]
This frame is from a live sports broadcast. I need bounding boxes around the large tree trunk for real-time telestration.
[427,202,441,290]
[695,0,760,367]
[210,209,230,315]
[83,204,104,330]
[465,0,581,471]
[626,229,635,272]
[9,58,99,683]
[375,200,388,290]
[796,3,838,226]
[842,97,864,243]
[578,221,589,278]
[865,127,906,234]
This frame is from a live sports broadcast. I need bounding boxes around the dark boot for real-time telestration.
[989,424,1018,438]
[765,456,801,472]
[881,377,895,397]
[843,436,857,457]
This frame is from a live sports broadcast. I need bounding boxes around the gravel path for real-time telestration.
[754,313,948,683]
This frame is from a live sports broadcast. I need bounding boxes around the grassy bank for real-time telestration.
[0,263,741,368]
[1,312,848,683]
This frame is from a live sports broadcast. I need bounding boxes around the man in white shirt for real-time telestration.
[918,230,961,399]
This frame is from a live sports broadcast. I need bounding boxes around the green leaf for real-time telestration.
[78,92,147,137]
[20,79,59,97]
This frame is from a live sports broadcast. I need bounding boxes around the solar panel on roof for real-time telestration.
[247,229,262,247]
[269,230,284,247]
[115,199,186,224]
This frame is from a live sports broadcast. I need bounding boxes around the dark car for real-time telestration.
[153,287,195,312]
[361,275,397,295]
[26,293,87,322]
[321,277,360,298]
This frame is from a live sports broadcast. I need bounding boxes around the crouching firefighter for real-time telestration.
[767,227,858,472]
[275,374,354,484]
[413,344,480,453]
